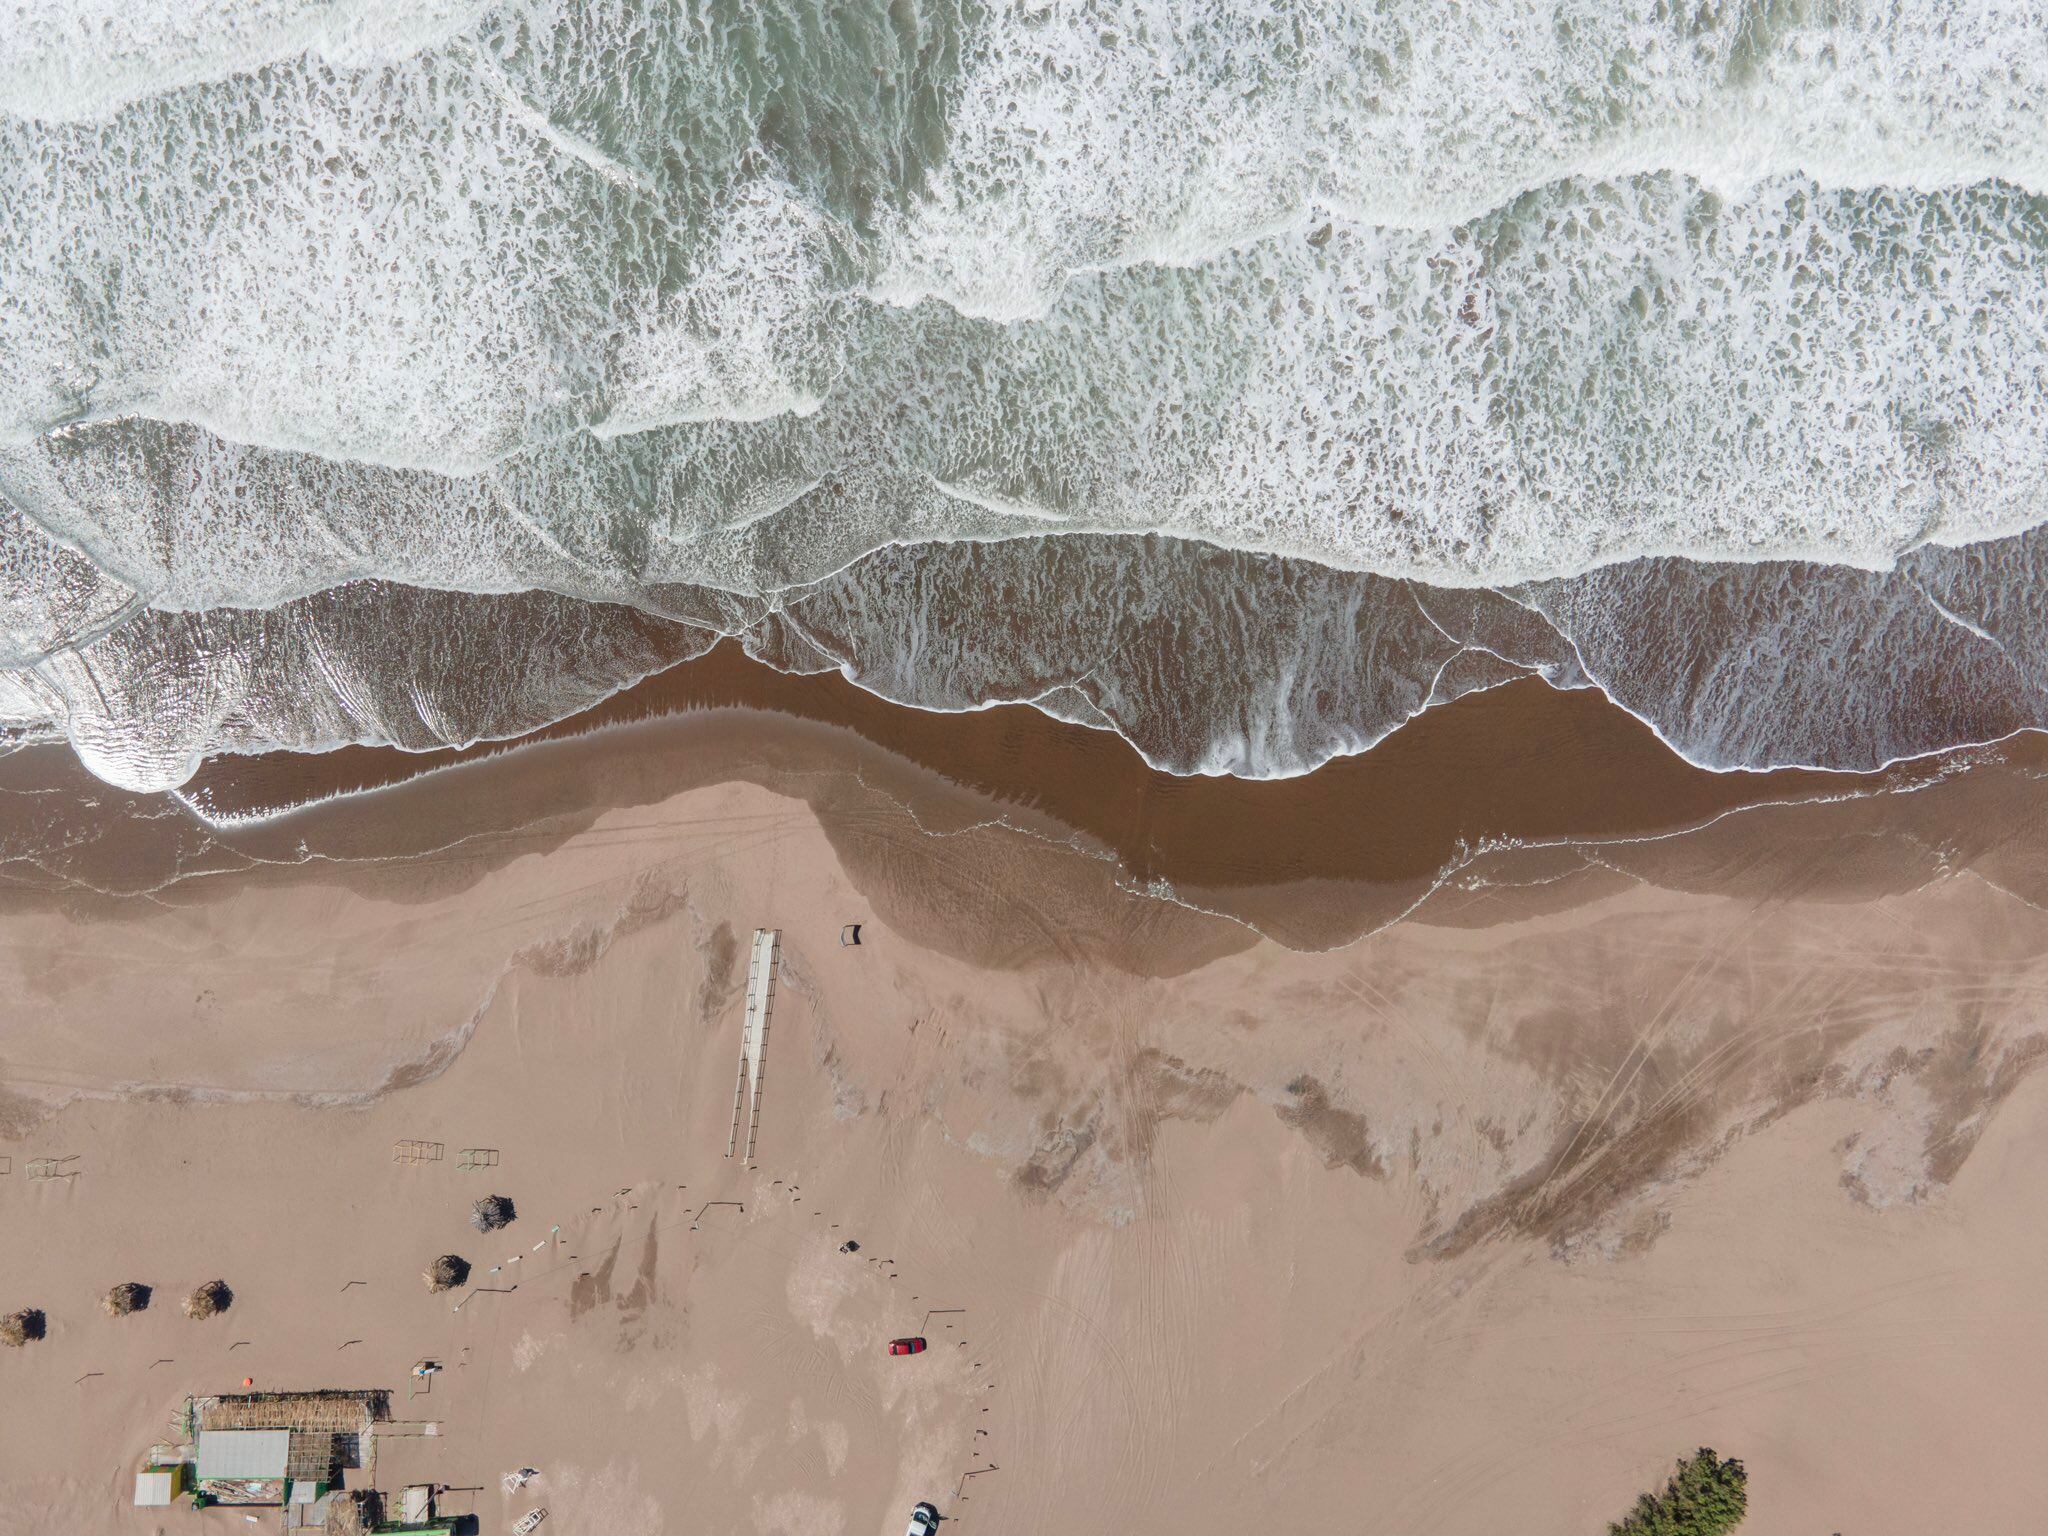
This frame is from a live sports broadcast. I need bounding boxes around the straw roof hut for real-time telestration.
[1,1308,46,1347]
[470,1195,515,1233]
[184,1280,234,1319]
[423,1255,470,1292]
[103,1282,153,1317]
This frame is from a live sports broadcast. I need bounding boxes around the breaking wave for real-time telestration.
[5,0,2048,789]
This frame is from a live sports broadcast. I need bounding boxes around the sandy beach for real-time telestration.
[6,665,2048,1533]
[10,5,2048,1530]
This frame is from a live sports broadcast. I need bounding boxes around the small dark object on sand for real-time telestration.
[0,1308,45,1346]
[839,1240,860,1254]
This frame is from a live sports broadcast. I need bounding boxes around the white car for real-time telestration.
[904,1501,940,1536]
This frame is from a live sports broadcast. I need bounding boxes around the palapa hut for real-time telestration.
[1,1308,46,1346]
[184,1279,234,1319]
[470,1194,515,1232]
[103,1282,153,1317]
[423,1255,470,1292]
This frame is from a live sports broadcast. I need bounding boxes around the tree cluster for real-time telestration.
[1610,1448,1748,1536]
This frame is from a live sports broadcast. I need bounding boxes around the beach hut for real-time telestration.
[195,1428,290,1504]
[471,1194,515,1232]
[104,1282,152,1317]
[133,1465,184,1505]
[423,1254,470,1292]
[184,1279,234,1319]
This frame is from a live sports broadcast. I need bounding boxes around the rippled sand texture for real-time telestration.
[6,1,2048,786]
[5,707,2048,1531]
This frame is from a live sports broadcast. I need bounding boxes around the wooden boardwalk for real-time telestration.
[726,928,781,1160]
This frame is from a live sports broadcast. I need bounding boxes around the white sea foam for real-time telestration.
[0,0,488,121]
[9,169,2046,593]
[868,0,2048,318]
[5,0,2048,789]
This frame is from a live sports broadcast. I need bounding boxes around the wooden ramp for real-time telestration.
[726,928,781,1160]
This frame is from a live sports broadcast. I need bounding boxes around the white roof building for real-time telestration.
[192,1433,294,1507]
[133,1466,181,1506]
[196,1428,291,1481]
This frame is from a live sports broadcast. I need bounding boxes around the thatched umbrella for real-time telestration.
[102,1282,152,1317]
[0,1308,46,1347]
[423,1255,471,1293]
[183,1280,233,1319]
[470,1194,516,1233]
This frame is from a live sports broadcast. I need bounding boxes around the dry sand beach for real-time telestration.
[6,658,2048,1534]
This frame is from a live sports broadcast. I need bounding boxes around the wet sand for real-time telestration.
[4,661,2048,1532]
[11,643,2048,944]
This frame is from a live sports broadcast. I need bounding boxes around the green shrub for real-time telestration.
[1610,1448,1748,1535]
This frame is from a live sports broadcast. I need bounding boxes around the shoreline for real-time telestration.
[14,642,2047,950]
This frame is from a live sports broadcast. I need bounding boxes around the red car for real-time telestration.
[888,1337,927,1356]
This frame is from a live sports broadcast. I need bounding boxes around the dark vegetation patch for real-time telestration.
[1610,1448,1747,1535]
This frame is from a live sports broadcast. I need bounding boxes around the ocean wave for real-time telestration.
[23,583,717,790]
[0,0,487,122]
[6,0,2048,789]
[868,0,2048,319]
[8,528,2048,793]
[9,173,2048,603]
[6,1,2048,493]
[768,531,2048,777]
